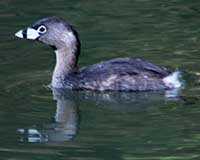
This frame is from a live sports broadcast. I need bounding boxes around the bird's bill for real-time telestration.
[15,28,40,40]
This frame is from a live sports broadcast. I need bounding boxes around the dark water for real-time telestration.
[1,0,200,159]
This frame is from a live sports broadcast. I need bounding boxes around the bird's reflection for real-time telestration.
[47,88,79,142]
[17,87,181,142]
[17,88,79,142]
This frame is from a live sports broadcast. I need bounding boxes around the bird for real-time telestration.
[15,16,182,91]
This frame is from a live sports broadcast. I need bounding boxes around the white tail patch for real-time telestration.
[163,71,182,88]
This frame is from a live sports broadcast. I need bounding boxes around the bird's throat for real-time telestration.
[51,48,78,88]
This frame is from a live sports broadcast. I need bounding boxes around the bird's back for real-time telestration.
[65,58,172,91]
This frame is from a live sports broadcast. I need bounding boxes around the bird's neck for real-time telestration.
[51,48,78,88]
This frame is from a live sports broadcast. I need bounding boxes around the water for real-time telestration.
[1,0,200,159]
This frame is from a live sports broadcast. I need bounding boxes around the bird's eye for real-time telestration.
[37,25,47,34]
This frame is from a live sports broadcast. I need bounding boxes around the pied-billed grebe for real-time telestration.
[15,16,182,91]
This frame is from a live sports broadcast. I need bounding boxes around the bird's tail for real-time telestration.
[163,71,182,89]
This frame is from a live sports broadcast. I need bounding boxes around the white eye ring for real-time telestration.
[37,25,47,34]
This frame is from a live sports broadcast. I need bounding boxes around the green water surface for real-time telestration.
[1,0,200,160]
